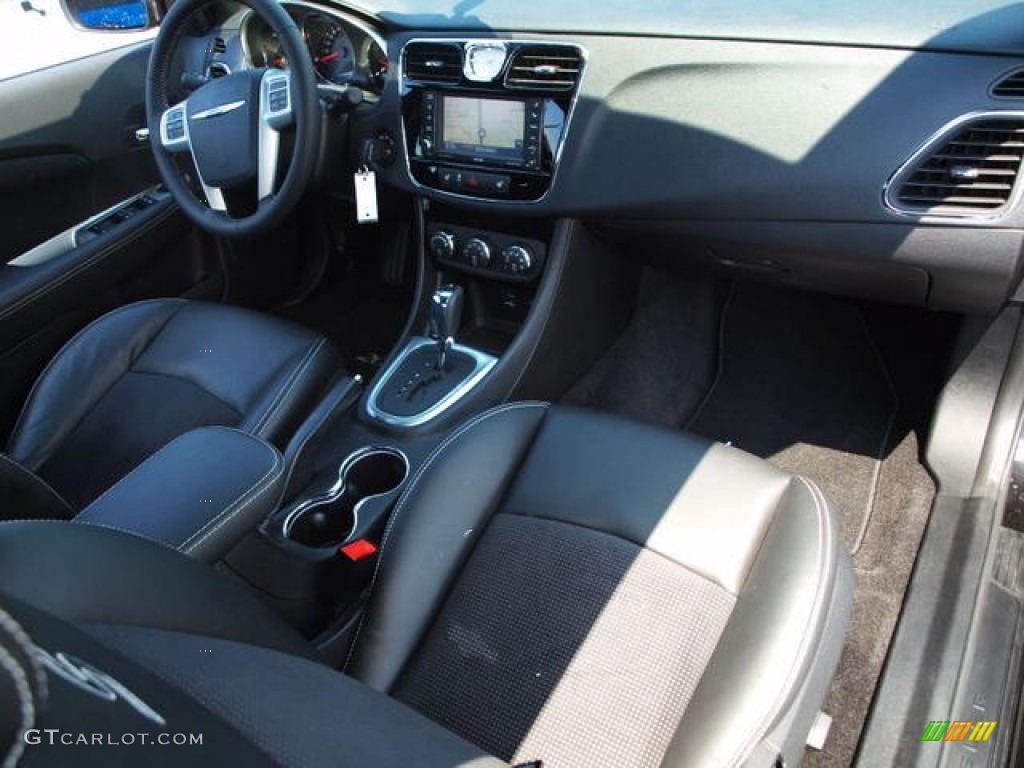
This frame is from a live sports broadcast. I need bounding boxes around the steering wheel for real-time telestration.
[146,0,321,238]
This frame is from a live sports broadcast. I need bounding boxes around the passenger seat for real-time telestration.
[0,403,852,768]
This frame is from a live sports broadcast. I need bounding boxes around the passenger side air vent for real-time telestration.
[403,42,463,84]
[505,45,583,90]
[893,118,1024,214]
[212,37,227,55]
[992,69,1024,98]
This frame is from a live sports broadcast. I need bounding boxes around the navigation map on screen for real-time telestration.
[441,96,525,161]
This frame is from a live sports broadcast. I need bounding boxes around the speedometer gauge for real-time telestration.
[304,15,355,84]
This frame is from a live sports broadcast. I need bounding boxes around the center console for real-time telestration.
[218,38,625,661]
[400,39,586,202]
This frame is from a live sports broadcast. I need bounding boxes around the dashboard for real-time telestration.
[178,0,1024,316]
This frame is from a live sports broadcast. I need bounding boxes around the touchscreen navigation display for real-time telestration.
[440,96,526,163]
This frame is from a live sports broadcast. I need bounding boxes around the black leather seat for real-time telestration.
[2,298,341,514]
[0,404,853,768]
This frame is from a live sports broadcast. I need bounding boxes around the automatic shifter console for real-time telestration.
[365,284,497,428]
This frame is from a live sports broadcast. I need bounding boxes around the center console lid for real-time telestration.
[76,426,285,562]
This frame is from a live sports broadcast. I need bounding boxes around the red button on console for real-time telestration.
[340,539,378,562]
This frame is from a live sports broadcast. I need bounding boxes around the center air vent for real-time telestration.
[403,42,463,83]
[212,37,227,55]
[505,45,583,90]
[891,117,1024,215]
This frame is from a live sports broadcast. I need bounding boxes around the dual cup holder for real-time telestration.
[281,446,409,549]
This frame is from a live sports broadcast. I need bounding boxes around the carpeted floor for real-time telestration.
[563,271,724,425]
[563,273,947,767]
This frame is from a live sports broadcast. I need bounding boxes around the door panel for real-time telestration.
[0,41,157,263]
[0,39,224,442]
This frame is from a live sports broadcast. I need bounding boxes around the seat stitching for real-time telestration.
[178,448,283,553]
[0,454,75,518]
[74,424,223,519]
[7,298,188,454]
[0,642,35,768]
[0,516,188,554]
[0,204,178,324]
[0,518,67,526]
[251,338,328,437]
[179,449,284,556]
[732,475,833,765]
[343,400,550,673]
[121,369,243,418]
[72,520,184,553]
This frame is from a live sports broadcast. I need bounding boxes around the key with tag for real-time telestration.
[354,166,378,224]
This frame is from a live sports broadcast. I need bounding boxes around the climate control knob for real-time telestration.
[502,244,534,276]
[429,230,456,261]
[462,237,492,268]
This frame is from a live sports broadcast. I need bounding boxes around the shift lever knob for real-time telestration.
[430,284,463,369]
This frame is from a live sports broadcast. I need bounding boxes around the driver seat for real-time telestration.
[2,298,341,515]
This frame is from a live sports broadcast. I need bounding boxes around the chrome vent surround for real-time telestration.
[888,115,1024,216]
[403,42,463,84]
[992,69,1024,98]
[505,45,583,90]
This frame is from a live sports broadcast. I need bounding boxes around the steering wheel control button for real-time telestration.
[462,237,492,268]
[160,106,189,150]
[263,73,293,129]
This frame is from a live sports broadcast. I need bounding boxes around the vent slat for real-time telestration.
[897,198,1007,207]
[903,182,1014,192]
[505,45,583,90]
[914,167,1018,178]
[896,118,1024,213]
[931,153,1022,163]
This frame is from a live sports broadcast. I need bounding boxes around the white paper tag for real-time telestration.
[354,170,379,224]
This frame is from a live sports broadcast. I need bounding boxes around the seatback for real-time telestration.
[346,403,853,768]
[5,299,340,509]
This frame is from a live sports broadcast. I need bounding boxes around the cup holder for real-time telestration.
[282,446,409,548]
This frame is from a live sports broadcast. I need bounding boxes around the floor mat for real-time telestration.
[687,283,901,554]
[563,277,942,767]
[562,272,723,427]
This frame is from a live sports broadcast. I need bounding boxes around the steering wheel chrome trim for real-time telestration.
[158,104,227,211]
[258,70,294,200]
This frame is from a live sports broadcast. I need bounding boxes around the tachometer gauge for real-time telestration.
[304,15,355,84]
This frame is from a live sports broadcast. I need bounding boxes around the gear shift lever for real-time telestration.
[429,284,463,370]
